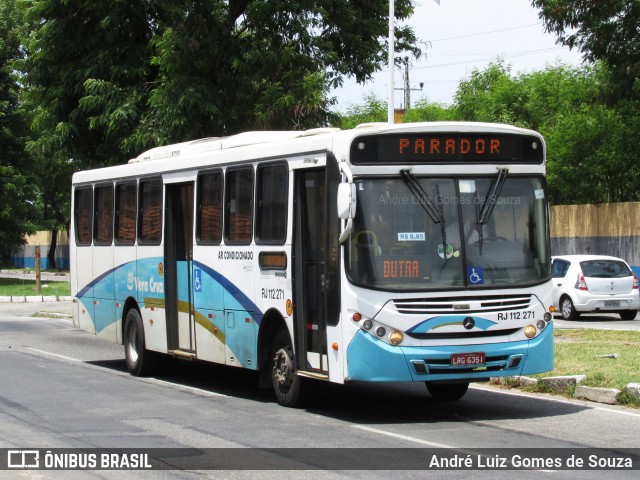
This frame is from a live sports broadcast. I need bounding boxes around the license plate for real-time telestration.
[604,300,620,307]
[451,352,485,366]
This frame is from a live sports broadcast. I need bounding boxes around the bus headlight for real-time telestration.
[362,319,373,331]
[536,320,546,330]
[524,325,537,338]
[543,312,552,322]
[389,330,404,345]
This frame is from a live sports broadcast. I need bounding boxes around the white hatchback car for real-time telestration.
[551,255,639,320]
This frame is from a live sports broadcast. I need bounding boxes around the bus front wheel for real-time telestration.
[271,329,308,407]
[124,308,160,377]
[426,381,469,401]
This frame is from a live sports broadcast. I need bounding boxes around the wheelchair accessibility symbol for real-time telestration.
[194,268,202,292]
[467,267,484,285]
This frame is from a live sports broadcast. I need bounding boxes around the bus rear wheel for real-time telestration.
[426,381,469,401]
[271,329,308,407]
[124,308,160,377]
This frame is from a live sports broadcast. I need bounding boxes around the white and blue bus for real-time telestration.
[71,122,554,406]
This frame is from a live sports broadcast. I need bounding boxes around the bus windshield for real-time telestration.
[346,175,549,290]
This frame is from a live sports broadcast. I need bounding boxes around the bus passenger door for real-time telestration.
[293,168,335,376]
[165,182,196,355]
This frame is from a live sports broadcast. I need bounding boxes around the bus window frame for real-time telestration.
[224,165,254,246]
[196,169,224,245]
[255,161,289,246]
[74,185,93,246]
[93,182,115,247]
[137,177,163,246]
[114,180,138,246]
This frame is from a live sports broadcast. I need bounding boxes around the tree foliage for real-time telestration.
[339,59,640,205]
[532,0,640,99]
[0,0,37,263]
[21,0,420,168]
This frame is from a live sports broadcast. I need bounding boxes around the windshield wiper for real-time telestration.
[476,167,509,254]
[400,169,447,256]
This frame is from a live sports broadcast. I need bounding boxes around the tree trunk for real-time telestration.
[47,227,58,270]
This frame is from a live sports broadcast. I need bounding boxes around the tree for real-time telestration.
[532,0,640,99]
[21,0,420,168]
[0,0,37,264]
[337,94,388,129]
[452,59,640,204]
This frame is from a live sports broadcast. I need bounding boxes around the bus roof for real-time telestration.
[71,122,544,185]
[130,128,341,163]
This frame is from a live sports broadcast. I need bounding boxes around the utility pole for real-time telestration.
[395,57,424,109]
[387,0,395,123]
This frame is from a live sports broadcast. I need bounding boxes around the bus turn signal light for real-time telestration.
[389,330,404,345]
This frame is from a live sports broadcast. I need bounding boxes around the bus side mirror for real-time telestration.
[337,183,356,219]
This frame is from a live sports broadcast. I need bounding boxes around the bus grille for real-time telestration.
[393,294,532,315]
[407,328,520,340]
[423,355,511,374]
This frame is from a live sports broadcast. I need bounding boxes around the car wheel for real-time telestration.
[619,310,637,320]
[560,296,579,320]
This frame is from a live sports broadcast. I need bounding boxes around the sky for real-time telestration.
[331,0,585,112]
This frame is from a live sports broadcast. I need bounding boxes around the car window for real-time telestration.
[552,260,570,278]
[580,260,632,278]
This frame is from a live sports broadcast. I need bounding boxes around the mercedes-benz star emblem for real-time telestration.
[463,317,475,330]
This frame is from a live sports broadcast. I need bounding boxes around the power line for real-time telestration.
[430,23,541,42]
[414,47,566,70]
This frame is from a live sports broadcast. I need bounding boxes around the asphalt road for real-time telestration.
[1,303,639,479]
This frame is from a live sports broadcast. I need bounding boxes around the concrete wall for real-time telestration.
[551,202,640,272]
[11,230,70,270]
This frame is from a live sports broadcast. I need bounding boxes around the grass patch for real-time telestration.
[0,277,70,297]
[525,329,640,407]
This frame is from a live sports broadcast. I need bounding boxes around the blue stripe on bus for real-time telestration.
[406,315,496,334]
[76,266,119,299]
[76,258,263,332]
[193,260,262,322]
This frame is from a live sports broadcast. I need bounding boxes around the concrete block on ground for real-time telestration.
[539,375,587,393]
[575,385,620,405]
[11,296,26,303]
[25,296,43,303]
[622,383,640,402]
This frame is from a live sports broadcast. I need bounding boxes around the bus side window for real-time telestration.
[197,170,223,244]
[74,186,93,246]
[94,184,114,246]
[225,167,254,245]
[256,162,288,244]
[115,182,137,245]
[138,178,163,245]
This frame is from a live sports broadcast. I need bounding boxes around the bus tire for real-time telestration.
[124,308,160,377]
[426,381,469,401]
[271,328,308,407]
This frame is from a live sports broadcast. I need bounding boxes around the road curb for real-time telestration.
[0,295,73,303]
[493,375,640,406]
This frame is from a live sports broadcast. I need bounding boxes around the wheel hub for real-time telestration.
[274,349,293,386]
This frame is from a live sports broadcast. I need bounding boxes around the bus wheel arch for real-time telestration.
[257,309,286,387]
[123,303,161,377]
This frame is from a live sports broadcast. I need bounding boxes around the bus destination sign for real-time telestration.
[350,133,543,165]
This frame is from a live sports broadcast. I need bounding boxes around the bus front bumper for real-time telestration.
[345,324,553,383]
